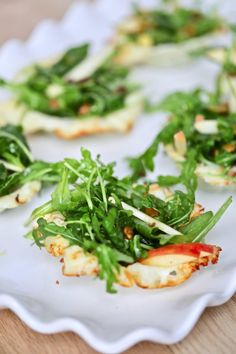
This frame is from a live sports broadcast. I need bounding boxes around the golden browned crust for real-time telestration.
[54,120,134,140]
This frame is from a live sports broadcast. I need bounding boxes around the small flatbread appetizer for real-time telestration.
[27,148,230,292]
[112,3,227,66]
[0,44,143,139]
[0,124,61,212]
[129,88,236,187]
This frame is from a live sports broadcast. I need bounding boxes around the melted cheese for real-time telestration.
[0,181,41,212]
[63,245,99,276]
[45,235,69,257]
[126,262,193,288]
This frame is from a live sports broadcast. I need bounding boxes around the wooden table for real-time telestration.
[0,1,236,353]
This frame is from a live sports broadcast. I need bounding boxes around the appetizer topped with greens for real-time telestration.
[27,148,230,292]
[206,44,236,113]
[129,89,236,186]
[113,2,226,66]
[0,124,61,212]
[0,44,143,139]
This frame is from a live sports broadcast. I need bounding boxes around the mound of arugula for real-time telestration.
[0,124,61,199]
[0,43,137,118]
[129,88,236,185]
[28,148,231,292]
[118,4,224,46]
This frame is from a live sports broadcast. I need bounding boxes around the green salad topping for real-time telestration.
[119,5,223,46]
[129,89,236,184]
[28,148,231,292]
[0,124,61,197]
[0,44,137,118]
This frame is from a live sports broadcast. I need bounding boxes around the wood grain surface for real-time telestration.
[0,1,236,353]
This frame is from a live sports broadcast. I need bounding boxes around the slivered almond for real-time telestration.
[123,226,134,240]
[174,131,187,156]
[223,143,236,153]
[195,114,205,122]
[79,103,90,115]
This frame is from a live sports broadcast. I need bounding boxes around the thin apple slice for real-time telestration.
[126,243,221,288]
[140,243,220,267]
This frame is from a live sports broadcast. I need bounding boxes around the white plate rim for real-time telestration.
[0,1,236,353]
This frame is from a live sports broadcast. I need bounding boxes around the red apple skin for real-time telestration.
[146,243,217,259]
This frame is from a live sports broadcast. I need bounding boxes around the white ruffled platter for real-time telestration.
[0,1,236,353]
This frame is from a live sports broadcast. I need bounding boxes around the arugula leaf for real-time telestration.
[0,124,33,168]
[0,124,62,198]
[95,245,120,293]
[49,44,89,76]
[51,167,72,211]
[158,211,213,245]
[0,167,22,197]
[180,211,213,241]
[191,196,232,242]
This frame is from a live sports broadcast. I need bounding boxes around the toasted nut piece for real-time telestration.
[123,226,134,240]
[49,99,60,110]
[79,103,90,115]
[190,203,204,219]
[174,131,187,156]
[144,207,159,217]
[223,143,236,153]
[195,114,205,122]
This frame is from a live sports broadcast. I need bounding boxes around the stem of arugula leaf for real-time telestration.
[109,196,182,236]
[0,131,34,163]
[86,168,96,210]
[97,167,108,212]
[65,220,95,240]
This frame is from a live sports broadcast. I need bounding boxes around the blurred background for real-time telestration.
[0,0,74,43]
